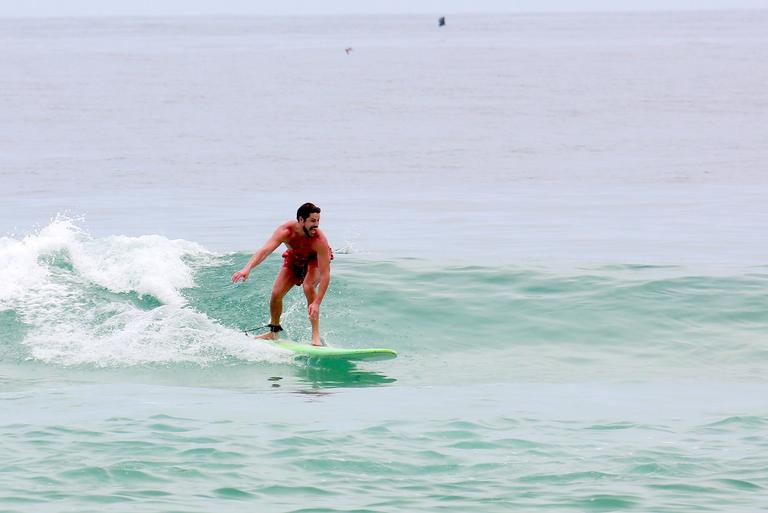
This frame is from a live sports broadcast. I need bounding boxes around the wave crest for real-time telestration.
[0,217,290,366]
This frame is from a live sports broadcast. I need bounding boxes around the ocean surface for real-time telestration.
[1,10,767,513]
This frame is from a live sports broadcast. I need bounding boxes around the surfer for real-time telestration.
[231,202,333,346]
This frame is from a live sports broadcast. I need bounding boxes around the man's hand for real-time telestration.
[231,268,250,283]
[308,302,320,321]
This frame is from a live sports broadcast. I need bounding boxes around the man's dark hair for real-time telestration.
[297,202,321,221]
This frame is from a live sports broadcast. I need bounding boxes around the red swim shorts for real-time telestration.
[282,248,333,286]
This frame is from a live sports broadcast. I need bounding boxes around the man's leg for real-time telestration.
[303,266,322,346]
[254,267,295,340]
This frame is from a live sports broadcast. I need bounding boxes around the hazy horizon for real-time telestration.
[1,0,766,17]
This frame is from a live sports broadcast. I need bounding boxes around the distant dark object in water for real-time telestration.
[438,17,446,27]
[345,47,353,54]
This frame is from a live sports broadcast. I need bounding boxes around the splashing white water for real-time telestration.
[0,216,292,366]
[0,216,201,306]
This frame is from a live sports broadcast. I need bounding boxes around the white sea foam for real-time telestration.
[24,302,291,367]
[334,241,362,255]
[69,233,203,306]
[0,216,80,305]
[0,216,200,306]
[1,217,292,366]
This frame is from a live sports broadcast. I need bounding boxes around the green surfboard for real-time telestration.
[274,341,397,361]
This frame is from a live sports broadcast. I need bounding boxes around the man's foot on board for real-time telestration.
[254,323,284,341]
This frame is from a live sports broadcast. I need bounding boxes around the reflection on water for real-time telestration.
[285,358,397,389]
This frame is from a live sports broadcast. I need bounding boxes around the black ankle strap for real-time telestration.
[268,324,283,333]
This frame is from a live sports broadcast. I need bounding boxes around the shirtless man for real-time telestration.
[231,203,332,346]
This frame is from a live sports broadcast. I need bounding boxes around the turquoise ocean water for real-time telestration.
[2,11,768,513]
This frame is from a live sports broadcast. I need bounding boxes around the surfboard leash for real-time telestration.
[243,324,283,335]
[243,325,269,335]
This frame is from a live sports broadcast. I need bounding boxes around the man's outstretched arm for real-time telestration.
[231,228,285,283]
